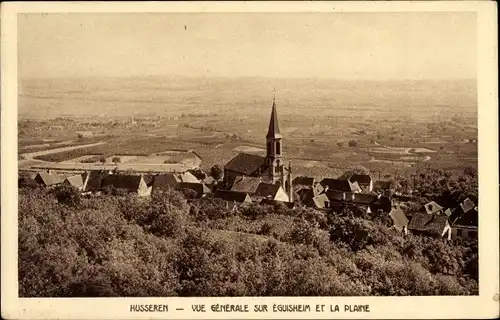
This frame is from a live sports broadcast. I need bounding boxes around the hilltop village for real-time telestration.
[19,98,478,242]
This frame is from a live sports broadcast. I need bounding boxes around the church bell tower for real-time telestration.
[265,93,284,184]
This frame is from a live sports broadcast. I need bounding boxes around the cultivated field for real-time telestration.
[18,76,477,179]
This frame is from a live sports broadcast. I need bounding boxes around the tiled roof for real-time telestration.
[214,190,252,203]
[143,174,155,187]
[451,207,478,228]
[389,208,409,228]
[179,172,200,183]
[349,174,372,185]
[84,170,109,191]
[64,174,84,188]
[230,176,262,194]
[292,176,315,187]
[297,188,315,206]
[202,176,216,185]
[254,183,282,199]
[225,153,266,176]
[320,178,358,192]
[35,171,66,186]
[460,198,475,213]
[312,194,329,209]
[153,173,180,189]
[408,212,448,235]
[101,174,143,191]
[370,196,392,213]
[424,201,444,215]
[177,182,211,197]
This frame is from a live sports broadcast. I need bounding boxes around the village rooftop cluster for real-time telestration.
[20,98,478,242]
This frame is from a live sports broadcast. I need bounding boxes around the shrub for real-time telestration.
[348,140,358,147]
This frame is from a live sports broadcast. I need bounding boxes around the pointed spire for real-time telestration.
[266,90,282,139]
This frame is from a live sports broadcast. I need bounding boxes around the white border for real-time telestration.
[2,2,499,319]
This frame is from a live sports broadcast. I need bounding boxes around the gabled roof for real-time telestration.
[179,171,200,183]
[84,170,109,191]
[64,174,84,188]
[293,176,315,187]
[266,99,282,139]
[370,196,392,212]
[214,190,252,203]
[424,201,444,215]
[297,188,316,206]
[177,182,211,197]
[313,183,324,194]
[389,208,409,228]
[451,207,478,228]
[224,153,266,176]
[101,174,144,191]
[460,198,475,213]
[230,176,262,193]
[253,183,282,199]
[202,176,216,185]
[408,212,449,235]
[143,174,155,187]
[312,194,329,209]
[374,180,392,190]
[153,173,180,189]
[35,171,66,186]
[349,174,372,185]
[320,178,358,192]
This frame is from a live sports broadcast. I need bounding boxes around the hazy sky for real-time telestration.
[18,12,477,80]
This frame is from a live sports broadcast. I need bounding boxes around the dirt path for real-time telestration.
[21,141,106,159]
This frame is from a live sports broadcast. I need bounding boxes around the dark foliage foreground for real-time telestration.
[19,186,478,297]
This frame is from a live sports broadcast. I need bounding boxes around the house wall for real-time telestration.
[452,227,478,240]
[137,178,152,197]
[274,186,290,202]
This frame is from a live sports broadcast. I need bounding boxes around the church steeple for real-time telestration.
[266,92,282,139]
[265,91,284,184]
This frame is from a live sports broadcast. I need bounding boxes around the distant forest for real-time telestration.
[18,167,478,297]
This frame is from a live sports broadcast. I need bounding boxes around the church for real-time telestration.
[223,96,293,202]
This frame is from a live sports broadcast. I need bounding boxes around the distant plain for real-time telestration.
[18,76,478,179]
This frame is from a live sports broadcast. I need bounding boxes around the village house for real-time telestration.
[407,212,452,240]
[450,198,478,240]
[34,171,66,188]
[230,176,262,194]
[176,182,211,199]
[62,173,86,191]
[292,176,315,189]
[424,201,445,215]
[83,170,110,192]
[101,174,152,197]
[152,173,181,191]
[213,190,253,211]
[389,206,409,235]
[324,190,378,213]
[349,174,373,193]
[320,178,361,193]
[253,182,290,203]
[223,96,293,202]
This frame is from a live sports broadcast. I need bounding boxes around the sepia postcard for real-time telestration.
[1,1,499,319]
